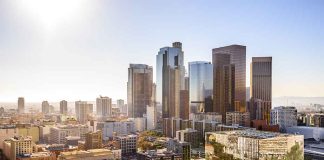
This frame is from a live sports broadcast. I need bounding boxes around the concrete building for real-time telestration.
[75,101,92,124]
[115,134,137,156]
[96,121,135,140]
[58,149,117,160]
[127,64,153,118]
[271,106,297,131]
[176,128,200,148]
[225,112,250,127]
[85,130,102,150]
[18,97,25,114]
[205,129,304,160]
[314,114,324,127]
[60,100,68,115]
[212,53,235,122]
[16,152,56,160]
[189,112,222,122]
[146,105,157,130]
[180,90,189,119]
[117,99,126,114]
[213,45,246,112]
[49,124,89,144]
[3,136,35,160]
[42,101,50,114]
[128,117,147,132]
[188,61,213,113]
[96,96,112,117]
[156,42,185,118]
[250,57,272,122]
[0,125,18,149]
[137,149,183,160]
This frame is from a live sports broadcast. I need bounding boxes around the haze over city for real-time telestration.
[0,0,323,102]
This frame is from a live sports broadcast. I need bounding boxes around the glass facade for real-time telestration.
[156,42,185,118]
[188,61,213,113]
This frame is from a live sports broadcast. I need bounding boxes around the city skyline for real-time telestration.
[1,0,324,102]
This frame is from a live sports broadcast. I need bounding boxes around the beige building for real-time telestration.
[16,152,56,160]
[18,126,40,143]
[50,124,89,144]
[58,149,117,160]
[75,101,92,124]
[250,57,272,122]
[85,130,102,150]
[205,129,304,160]
[3,136,36,160]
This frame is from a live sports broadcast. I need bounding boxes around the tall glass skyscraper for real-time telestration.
[127,64,153,118]
[189,61,213,113]
[156,42,185,118]
[212,45,246,112]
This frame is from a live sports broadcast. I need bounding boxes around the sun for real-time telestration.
[18,0,86,31]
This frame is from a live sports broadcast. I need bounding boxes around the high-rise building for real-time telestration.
[117,99,127,114]
[60,100,68,115]
[189,61,213,113]
[180,90,189,119]
[146,105,157,130]
[85,130,102,150]
[212,45,246,112]
[96,96,112,117]
[42,101,50,114]
[17,97,24,114]
[127,64,153,118]
[213,53,235,122]
[250,57,272,122]
[156,42,185,118]
[75,101,92,124]
[271,106,297,132]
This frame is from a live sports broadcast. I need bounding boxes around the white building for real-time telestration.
[271,106,297,131]
[115,134,137,156]
[96,96,112,117]
[50,124,89,144]
[128,117,147,132]
[146,105,157,130]
[97,121,135,140]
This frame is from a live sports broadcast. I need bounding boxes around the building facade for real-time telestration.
[75,101,92,124]
[49,125,89,144]
[85,130,102,150]
[156,42,185,118]
[96,96,112,117]
[271,106,297,131]
[127,64,153,118]
[18,97,25,114]
[42,101,50,114]
[212,45,246,112]
[60,100,68,115]
[225,112,250,127]
[189,61,213,113]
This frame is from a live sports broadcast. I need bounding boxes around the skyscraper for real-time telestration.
[156,42,185,118]
[212,45,246,112]
[60,100,68,115]
[189,61,213,113]
[96,96,112,117]
[250,57,272,122]
[75,101,91,124]
[180,90,189,119]
[213,53,235,122]
[117,99,126,114]
[17,97,24,114]
[127,64,153,118]
[41,101,50,114]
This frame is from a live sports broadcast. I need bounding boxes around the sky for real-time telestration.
[0,0,323,102]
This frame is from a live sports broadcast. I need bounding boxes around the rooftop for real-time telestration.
[207,129,294,139]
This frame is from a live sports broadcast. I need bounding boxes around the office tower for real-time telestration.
[180,90,189,119]
[127,64,153,118]
[85,130,102,150]
[17,97,24,114]
[189,61,213,113]
[156,42,185,118]
[96,96,112,117]
[205,130,304,160]
[213,53,235,122]
[212,45,246,112]
[250,57,272,122]
[271,106,297,132]
[75,101,92,124]
[146,105,157,130]
[42,101,50,114]
[60,100,68,115]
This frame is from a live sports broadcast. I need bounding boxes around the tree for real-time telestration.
[285,143,303,160]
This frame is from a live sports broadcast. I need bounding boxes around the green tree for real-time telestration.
[285,143,303,160]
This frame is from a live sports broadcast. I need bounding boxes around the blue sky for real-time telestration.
[0,0,323,102]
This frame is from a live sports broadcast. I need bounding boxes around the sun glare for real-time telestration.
[19,0,86,31]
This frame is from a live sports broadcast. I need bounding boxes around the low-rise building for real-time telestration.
[115,134,137,156]
[49,124,89,144]
[58,149,117,160]
[96,121,135,140]
[205,129,304,160]
[225,111,250,127]
[176,128,200,148]
[3,136,36,160]
[271,106,297,131]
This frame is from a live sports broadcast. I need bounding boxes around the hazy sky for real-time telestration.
[0,0,323,102]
